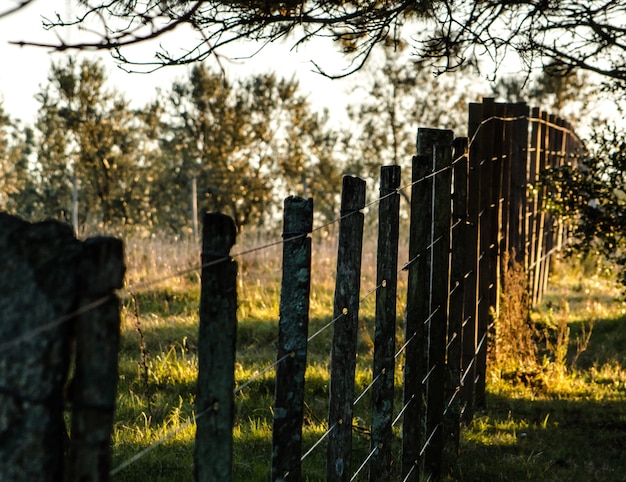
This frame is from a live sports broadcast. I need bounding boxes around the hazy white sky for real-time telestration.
[0,0,353,124]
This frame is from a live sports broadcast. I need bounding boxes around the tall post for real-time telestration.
[326,176,366,482]
[475,98,496,408]
[194,212,238,482]
[509,103,530,262]
[528,108,543,303]
[69,237,125,481]
[446,137,469,461]
[369,165,401,481]
[418,128,453,479]
[402,149,433,482]
[461,103,482,422]
[272,196,314,482]
[0,216,79,481]
[533,111,549,304]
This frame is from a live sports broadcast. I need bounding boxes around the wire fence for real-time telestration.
[0,98,584,482]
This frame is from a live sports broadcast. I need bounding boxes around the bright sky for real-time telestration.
[0,0,353,125]
[5,2,616,138]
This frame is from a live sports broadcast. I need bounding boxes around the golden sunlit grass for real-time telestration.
[113,234,626,481]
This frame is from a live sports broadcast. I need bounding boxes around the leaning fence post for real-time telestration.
[194,212,238,482]
[369,165,401,482]
[326,175,366,482]
[69,237,125,482]
[272,196,314,482]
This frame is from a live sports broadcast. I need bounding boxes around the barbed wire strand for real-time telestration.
[353,370,383,407]
[408,424,439,482]
[444,386,461,416]
[401,459,419,482]
[392,394,415,428]
[395,331,417,360]
[419,425,441,458]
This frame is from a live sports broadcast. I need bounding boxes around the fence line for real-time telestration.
[2,99,583,481]
[0,110,571,358]
[115,101,583,478]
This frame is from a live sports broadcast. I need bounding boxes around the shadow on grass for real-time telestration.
[453,389,626,482]
[456,293,626,481]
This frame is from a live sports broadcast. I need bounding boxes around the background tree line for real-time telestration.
[1,57,347,235]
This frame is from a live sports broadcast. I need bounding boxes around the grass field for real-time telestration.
[110,235,626,481]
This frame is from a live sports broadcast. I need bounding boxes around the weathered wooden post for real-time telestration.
[528,108,543,304]
[326,176,366,482]
[0,215,79,481]
[446,137,469,461]
[402,148,432,482]
[508,103,530,263]
[194,212,238,482]
[461,103,483,422]
[369,165,401,481]
[475,98,496,408]
[69,237,125,482]
[272,196,314,482]
[419,128,453,479]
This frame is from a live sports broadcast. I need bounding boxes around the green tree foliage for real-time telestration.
[8,58,341,235]
[153,64,341,233]
[0,104,36,217]
[343,40,478,186]
[34,57,157,228]
[545,128,626,285]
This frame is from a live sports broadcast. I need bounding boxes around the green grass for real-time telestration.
[111,238,626,481]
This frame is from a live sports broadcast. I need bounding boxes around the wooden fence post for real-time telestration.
[69,237,125,482]
[0,216,79,481]
[195,212,238,482]
[402,150,432,482]
[419,128,454,479]
[527,107,541,290]
[402,128,454,481]
[492,103,505,321]
[446,137,469,460]
[461,103,483,422]
[475,98,496,408]
[508,103,530,262]
[369,165,401,481]
[326,176,366,482]
[529,109,544,304]
[272,196,314,482]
